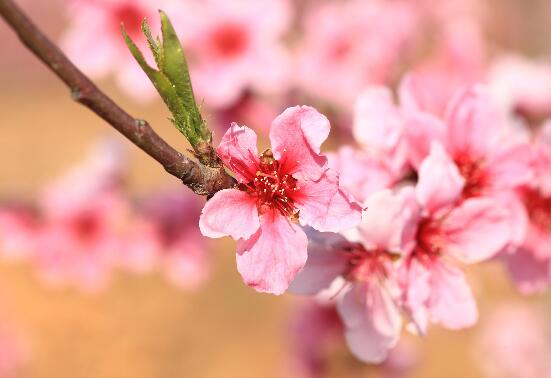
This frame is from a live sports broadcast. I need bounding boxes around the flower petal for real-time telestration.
[428,261,478,330]
[337,286,401,363]
[403,112,447,169]
[199,189,260,239]
[485,144,534,190]
[217,123,259,183]
[400,259,430,335]
[289,228,349,295]
[328,146,395,204]
[416,143,465,215]
[236,211,308,295]
[442,197,511,263]
[353,86,403,153]
[295,171,362,233]
[358,189,411,253]
[445,85,503,158]
[270,106,329,180]
[501,248,550,294]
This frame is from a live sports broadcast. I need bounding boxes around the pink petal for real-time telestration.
[236,211,308,295]
[328,146,395,203]
[289,229,349,295]
[199,189,260,239]
[501,248,550,294]
[400,259,430,335]
[270,106,329,181]
[416,143,465,215]
[441,198,511,263]
[399,73,443,116]
[445,85,503,158]
[294,171,362,233]
[492,192,528,247]
[358,189,411,253]
[403,112,447,169]
[485,144,534,191]
[163,239,210,290]
[428,261,478,330]
[337,286,401,363]
[353,87,403,153]
[216,123,259,183]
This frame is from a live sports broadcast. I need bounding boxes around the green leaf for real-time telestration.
[121,11,211,148]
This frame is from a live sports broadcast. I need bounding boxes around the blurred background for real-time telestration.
[1,0,551,377]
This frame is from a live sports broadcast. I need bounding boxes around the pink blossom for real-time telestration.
[476,303,551,378]
[488,54,551,123]
[400,18,486,118]
[501,122,551,293]
[296,0,419,109]
[215,93,280,136]
[32,141,129,292]
[200,106,362,295]
[123,188,210,290]
[287,300,342,378]
[0,205,38,262]
[402,84,533,202]
[399,143,512,334]
[60,0,161,102]
[290,189,415,362]
[176,0,292,108]
[379,338,419,378]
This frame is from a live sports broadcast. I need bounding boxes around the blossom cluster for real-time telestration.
[15,0,551,368]
[0,141,210,293]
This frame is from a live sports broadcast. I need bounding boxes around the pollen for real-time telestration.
[239,149,299,217]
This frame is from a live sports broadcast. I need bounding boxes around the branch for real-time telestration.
[0,0,235,196]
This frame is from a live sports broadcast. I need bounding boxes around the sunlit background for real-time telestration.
[1,0,551,377]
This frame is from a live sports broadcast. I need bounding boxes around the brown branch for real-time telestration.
[0,0,235,196]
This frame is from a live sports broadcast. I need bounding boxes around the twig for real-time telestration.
[0,0,235,196]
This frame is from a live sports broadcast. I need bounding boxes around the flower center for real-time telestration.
[211,23,249,59]
[455,153,486,198]
[239,149,299,217]
[113,4,145,37]
[329,39,352,61]
[72,212,100,242]
[523,188,551,232]
[413,217,444,264]
[342,243,394,283]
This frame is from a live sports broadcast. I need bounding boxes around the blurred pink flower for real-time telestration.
[296,0,419,109]
[502,122,551,293]
[287,299,419,375]
[60,0,161,102]
[215,93,280,136]
[0,205,38,262]
[287,301,342,378]
[488,54,551,123]
[123,188,210,290]
[33,140,128,292]
[178,0,292,108]
[290,189,415,362]
[400,18,486,118]
[380,338,419,378]
[476,304,551,378]
[399,143,512,334]
[200,106,362,295]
